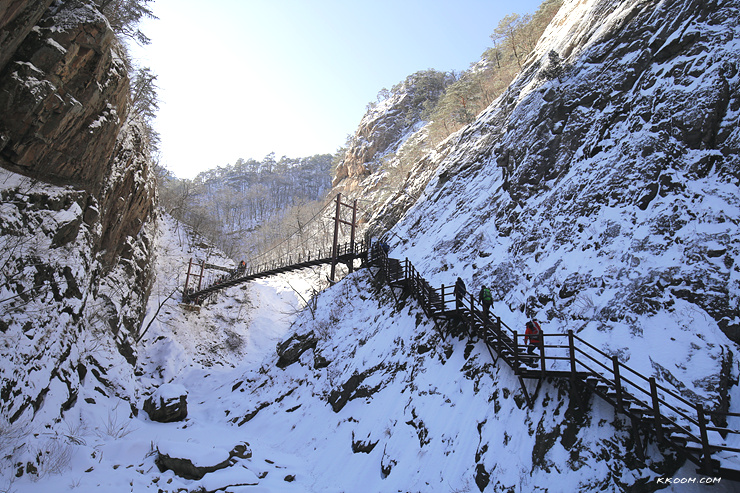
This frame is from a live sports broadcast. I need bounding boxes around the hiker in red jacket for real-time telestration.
[524,320,542,367]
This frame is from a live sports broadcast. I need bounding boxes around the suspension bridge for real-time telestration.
[180,193,740,481]
[182,193,366,304]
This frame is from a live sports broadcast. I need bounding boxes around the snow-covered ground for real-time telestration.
[1,214,318,492]
[5,214,737,492]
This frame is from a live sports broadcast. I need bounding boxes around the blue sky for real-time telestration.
[131,0,546,178]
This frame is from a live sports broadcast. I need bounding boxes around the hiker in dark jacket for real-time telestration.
[454,277,466,311]
[479,285,492,318]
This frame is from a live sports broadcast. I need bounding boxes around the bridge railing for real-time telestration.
[184,240,369,303]
[569,331,740,465]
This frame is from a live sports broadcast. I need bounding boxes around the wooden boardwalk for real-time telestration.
[369,246,740,481]
[181,237,740,480]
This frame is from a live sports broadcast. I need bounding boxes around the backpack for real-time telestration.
[481,287,492,304]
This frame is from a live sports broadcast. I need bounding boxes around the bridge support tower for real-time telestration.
[330,193,358,281]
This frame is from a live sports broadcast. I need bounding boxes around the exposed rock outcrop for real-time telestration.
[0,0,129,195]
[276,330,317,368]
[0,0,54,74]
[332,91,413,189]
[333,71,452,192]
[155,441,253,480]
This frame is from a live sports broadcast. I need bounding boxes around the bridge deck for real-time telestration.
[183,247,366,303]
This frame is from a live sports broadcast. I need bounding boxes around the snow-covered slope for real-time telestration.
[229,0,740,490]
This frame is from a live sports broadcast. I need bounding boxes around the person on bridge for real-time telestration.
[479,285,493,318]
[524,319,542,367]
[454,277,467,311]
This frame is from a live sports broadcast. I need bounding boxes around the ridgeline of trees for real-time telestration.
[157,154,334,259]
[424,0,562,141]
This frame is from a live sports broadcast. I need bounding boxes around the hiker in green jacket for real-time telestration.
[479,285,493,318]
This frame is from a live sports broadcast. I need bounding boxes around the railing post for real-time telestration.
[568,330,577,376]
[185,258,193,296]
[538,333,546,373]
[197,260,205,291]
[349,199,357,273]
[649,377,664,442]
[330,193,341,281]
[514,331,520,369]
[441,284,445,311]
[612,356,623,409]
[696,404,714,474]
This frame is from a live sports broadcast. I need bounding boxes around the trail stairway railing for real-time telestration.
[182,240,368,304]
[368,245,740,481]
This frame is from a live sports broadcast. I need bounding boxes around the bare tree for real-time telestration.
[93,0,157,45]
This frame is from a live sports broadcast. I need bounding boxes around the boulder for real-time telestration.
[327,373,362,413]
[143,383,188,423]
[155,441,252,481]
[351,431,378,454]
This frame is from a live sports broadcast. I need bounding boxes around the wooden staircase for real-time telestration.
[368,245,740,481]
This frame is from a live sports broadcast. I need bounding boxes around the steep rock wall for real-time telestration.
[333,91,414,190]
[380,0,740,470]
[0,0,156,435]
[0,0,128,195]
[387,0,740,344]
[333,73,451,194]
[0,0,54,74]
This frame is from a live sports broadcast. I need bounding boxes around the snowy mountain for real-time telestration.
[232,0,740,489]
[2,0,740,492]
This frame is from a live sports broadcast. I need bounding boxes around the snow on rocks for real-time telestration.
[155,439,243,480]
[143,383,188,423]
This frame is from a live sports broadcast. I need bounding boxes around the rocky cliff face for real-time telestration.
[292,0,739,486]
[332,90,414,191]
[0,0,156,436]
[0,0,128,195]
[357,0,740,344]
[332,71,452,194]
[0,0,54,74]
[388,0,740,432]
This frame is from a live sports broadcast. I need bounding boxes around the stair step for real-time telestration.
[682,443,718,456]
[627,402,649,412]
